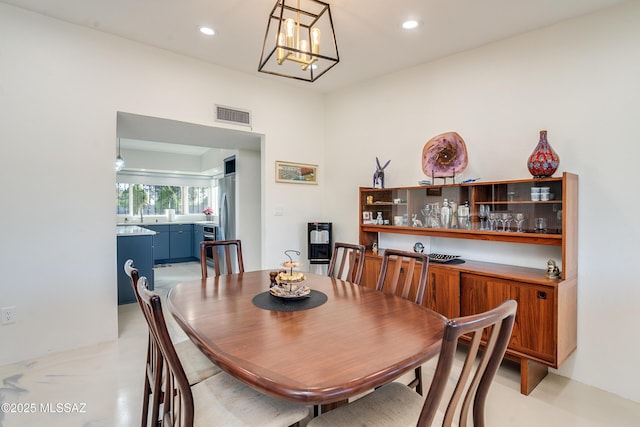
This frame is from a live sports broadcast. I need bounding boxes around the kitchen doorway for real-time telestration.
[115,111,263,283]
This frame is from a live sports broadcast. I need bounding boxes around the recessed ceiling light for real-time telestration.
[402,20,420,30]
[199,26,215,36]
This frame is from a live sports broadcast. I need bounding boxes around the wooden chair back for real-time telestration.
[327,242,366,284]
[124,259,163,427]
[376,248,430,393]
[137,276,195,427]
[199,240,244,278]
[418,299,518,427]
[376,248,429,305]
[124,259,140,298]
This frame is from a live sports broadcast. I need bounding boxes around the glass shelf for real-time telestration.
[360,174,573,247]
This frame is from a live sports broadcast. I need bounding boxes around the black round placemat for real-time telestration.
[252,289,328,312]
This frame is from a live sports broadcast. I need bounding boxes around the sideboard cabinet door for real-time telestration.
[425,266,460,318]
[460,273,555,363]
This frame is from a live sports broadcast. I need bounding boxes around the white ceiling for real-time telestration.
[1,0,630,93]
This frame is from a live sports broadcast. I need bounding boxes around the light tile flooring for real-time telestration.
[1,262,639,426]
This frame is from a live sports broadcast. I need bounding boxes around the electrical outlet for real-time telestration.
[1,306,16,325]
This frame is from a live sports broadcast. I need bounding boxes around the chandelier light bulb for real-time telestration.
[115,155,125,172]
[276,32,287,63]
[285,18,295,48]
[311,27,321,55]
[299,39,309,62]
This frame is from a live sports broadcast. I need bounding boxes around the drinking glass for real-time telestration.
[478,205,487,230]
[556,209,563,233]
[429,203,441,228]
[515,213,526,232]
[488,212,498,231]
[498,212,506,231]
[501,212,513,232]
[421,205,431,227]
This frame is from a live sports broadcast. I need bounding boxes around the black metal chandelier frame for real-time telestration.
[258,0,340,82]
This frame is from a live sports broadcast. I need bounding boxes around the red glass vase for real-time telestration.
[527,130,559,178]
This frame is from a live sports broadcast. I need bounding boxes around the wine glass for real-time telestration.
[496,212,507,231]
[515,213,526,232]
[488,212,498,231]
[478,205,487,230]
[501,212,513,232]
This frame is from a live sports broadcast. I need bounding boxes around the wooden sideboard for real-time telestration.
[358,173,578,395]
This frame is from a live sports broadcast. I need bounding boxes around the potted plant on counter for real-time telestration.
[203,207,214,221]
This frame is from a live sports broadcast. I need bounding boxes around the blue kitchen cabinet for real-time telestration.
[117,234,154,305]
[145,225,170,262]
[169,224,193,261]
[142,224,195,264]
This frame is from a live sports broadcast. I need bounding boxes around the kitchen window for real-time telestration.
[116,171,215,216]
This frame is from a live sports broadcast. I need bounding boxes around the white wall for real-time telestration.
[236,148,262,271]
[323,2,640,402]
[0,4,325,364]
[120,148,206,173]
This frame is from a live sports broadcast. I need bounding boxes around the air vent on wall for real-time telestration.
[215,105,252,127]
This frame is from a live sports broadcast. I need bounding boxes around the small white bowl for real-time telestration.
[531,193,541,201]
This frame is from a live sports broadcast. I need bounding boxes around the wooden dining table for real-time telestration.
[167,270,447,406]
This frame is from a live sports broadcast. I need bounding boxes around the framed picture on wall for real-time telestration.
[275,161,318,184]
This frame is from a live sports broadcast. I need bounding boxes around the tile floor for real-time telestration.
[1,262,639,426]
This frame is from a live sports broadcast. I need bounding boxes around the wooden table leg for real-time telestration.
[319,399,348,414]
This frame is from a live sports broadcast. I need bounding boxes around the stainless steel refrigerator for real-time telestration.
[217,173,236,241]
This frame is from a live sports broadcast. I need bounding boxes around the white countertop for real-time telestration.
[116,225,157,237]
[116,221,218,227]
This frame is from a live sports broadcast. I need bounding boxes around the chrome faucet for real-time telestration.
[139,207,144,223]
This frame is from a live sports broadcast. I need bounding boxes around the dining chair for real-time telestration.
[376,248,430,394]
[124,260,221,426]
[308,299,518,427]
[136,275,310,427]
[200,239,244,278]
[376,248,429,304]
[327,242,366,284]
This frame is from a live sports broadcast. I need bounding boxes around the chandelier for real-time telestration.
[258,0,339,82]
